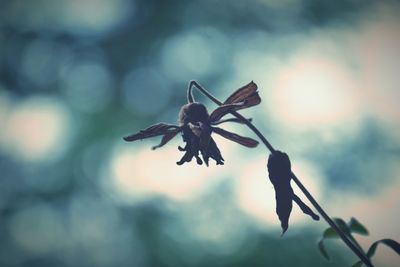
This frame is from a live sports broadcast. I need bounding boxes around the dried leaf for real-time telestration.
[123,123,180,142]
[212,127,258,148]
[267,151,293,235]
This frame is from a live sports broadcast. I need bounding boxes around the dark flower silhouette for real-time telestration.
[124,81,260,166]
[267,151,320,235]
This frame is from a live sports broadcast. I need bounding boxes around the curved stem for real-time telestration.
[188,81,275,152]
[188,80,374,267]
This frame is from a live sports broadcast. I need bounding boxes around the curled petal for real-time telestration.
[208,82,261,122]
[212,127,258,148]
[224,81,261,108]
[177,126,202,165]
[209,103,244,122]
[123,123,180,142]
[201,137,224,166]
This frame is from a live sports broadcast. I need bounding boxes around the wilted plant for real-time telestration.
[124,80,399,267]
[124,81,260,166]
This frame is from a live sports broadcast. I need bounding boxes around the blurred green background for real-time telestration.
[0,0,399,266]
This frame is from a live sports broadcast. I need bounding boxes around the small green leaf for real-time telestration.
[367,239,400,258]
[351,260,363,267]
[322,227,339,239]
[333,217,351,234]
[318,240,330,260]
[348,217,369,236]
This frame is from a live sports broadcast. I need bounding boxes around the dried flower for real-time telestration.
[124,81,260,166]
[267,151,320,235]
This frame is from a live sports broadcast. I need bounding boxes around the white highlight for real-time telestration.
[3,97,71,162]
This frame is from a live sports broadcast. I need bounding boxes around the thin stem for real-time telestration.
[188,81,275,152]
[188,80,374,267]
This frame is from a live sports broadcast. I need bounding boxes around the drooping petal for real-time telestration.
[188,122,212,152]
[223,81,261,108]
[123,123,180,142]
[177,126,202,165]
[200,137,224,166]
[212,127,259,148]
[152,130,181,150]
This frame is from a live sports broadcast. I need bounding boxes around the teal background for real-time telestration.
[0,0,399,266]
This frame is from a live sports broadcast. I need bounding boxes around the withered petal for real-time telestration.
[200,137,224,166]
[223,81,261,108]
[123,123,180,142]
[211,117,252,125]
[209,103,244,122]
[152,131,180,150]
[241,91,261,108]
[212,127,259,148]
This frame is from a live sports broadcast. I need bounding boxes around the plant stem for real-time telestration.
[188,80,374,267]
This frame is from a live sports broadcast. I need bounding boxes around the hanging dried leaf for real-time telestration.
[124,123,180,142]
[267,151,319,234]
[212,127,258,148]
[267,151,293,235]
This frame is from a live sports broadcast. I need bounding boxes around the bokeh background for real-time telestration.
[0,0,399,266]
